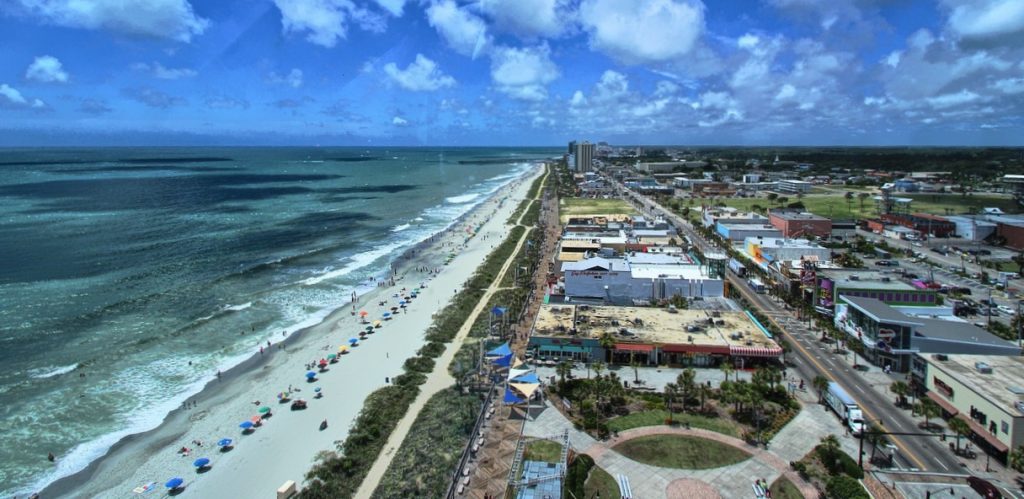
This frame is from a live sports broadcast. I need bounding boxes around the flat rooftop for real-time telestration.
[533,304,776,349]
[771,211,830,221]
[927,355,1024,413]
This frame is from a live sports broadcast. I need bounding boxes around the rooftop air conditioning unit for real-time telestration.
[850,276,860,281]
[881,277,891,282]
[975,362,993,374]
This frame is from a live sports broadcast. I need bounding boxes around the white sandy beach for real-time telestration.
[55,164,542,499]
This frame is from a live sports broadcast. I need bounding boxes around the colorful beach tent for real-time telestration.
[165,478,184,490]
[508,368,530,380]
[510,372,539,384]
[503,387,525,404]
[217,438,233,448]
[491,306,507,316]
[512,357,525,368]
[493,354,513,368]
[193,457,210,468]
[509,382,540,399]
[485,343,512,358]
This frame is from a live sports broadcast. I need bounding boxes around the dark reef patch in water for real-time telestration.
[52,165,238,174]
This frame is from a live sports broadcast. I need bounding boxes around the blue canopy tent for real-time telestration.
[510,372,539,384]
[485,342,511,358]
[503,387,525,404]
[493,353,513,368]
[491,306,507,316]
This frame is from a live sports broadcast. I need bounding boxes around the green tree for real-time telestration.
[766,192,778,207]
[630,353,641,383]
[915,398,940,430]
[889,381,909,407]
[556,360,572,391]
[813,375,830,404]
[820,434,841,457]
[857,192,870,212]
[1014,251,1024,275]
[677,369,697,412]
[664,383,679,424]
[698,383,711,413]
[599,333,615,362]
[1009,445,1024,473]
[948,417,971,452]
[826,475,869,499]
[844,191,854,215]
[719,361,735,383]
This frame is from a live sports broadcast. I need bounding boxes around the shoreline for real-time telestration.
[37,163,542,499]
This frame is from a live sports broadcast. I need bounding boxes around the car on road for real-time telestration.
[997,305,1015,315]
[967,476,1003,498]
[875,260,898,266]
[932,247,948,255]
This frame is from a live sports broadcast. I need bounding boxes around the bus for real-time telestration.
[748,277,766,293]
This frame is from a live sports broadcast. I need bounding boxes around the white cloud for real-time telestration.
[774,84,797,101]
[579,0,704,64]
[944,0,1024,42]
[268,69,304,88]
[392,116,408,126]
[273,0,385,48]
[384,54,456,91]
[426,0,490,58]
[479,0,568,39]
[13,0,208,42]
[0,83,29,105]
[132,61,197,80]
[593,70,629,101]
[737,34,759,50]
[25,55,68,83]
[569,90,587,107]
[490,44,559,101]
[372,0,406,16]
[926,89,981,109]
[991,77,1024,94]
[654,80,679,97]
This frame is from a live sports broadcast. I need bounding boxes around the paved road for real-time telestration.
[608,177,968,473]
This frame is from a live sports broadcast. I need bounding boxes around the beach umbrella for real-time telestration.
[165,478,184,490]
[250,416,262,425]
[217,438,233,448]
[389,306,398,311]
[258,406,271,415]
[338,346,349,353]
[327,353,337,360]
[314,387,321,393]
[399,300,406,305]
[193,458,210,468]
[349,338,358,345]
[359,310,368,317]
[318,359,327,367]
[364,325,373,332]
[239,421,253,430]
[305,371,317,380]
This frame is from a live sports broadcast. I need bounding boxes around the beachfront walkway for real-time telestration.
[352,170,548,498]
[519,397,855,499]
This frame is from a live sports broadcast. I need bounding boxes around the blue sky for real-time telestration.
[1,0,1023,146]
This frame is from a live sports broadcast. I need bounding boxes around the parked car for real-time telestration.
[997,305,1015,315]
[875,260,894,266]
[967,476,1003,498]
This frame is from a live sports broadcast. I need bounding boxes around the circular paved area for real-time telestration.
[665,478,721,499]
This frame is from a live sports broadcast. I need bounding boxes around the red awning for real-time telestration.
[925,391,958,417]
[615,343,654,352]
[662,344,731,355]
[955,414,1009,453]
[729,345,783,358]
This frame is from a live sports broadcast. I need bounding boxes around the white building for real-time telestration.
[946,216,997,242]
[776,179,812,193]
[743,237,831,268]
[562,255,723,303]
[574,141,594,172]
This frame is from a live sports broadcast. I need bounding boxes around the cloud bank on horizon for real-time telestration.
[1,0,1023,145]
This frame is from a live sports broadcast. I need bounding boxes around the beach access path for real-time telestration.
[65,166,542,499]
[352,169,548,498]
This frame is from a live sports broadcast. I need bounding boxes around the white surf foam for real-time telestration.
[28,364,78,379]
[445,193,480,204]
[391,223,411,232]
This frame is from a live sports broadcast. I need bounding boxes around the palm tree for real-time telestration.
[556,361,572,391]
[844,191,854,215]
[1009,445,1024,473]
[719,361,734,384]
[664,383,679,424]
[813,375,830,404]
[889,381,909,407]
[857,192,870,213]
[916,398,940,430]
[766,192,778,207]
[599,333,615,362]
[629,353,641,384]
[698,383,712,413]
[948,417,972,452]
[820,434,841,457]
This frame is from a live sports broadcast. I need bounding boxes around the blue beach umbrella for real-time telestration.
[165,477,184,489]
[239,421,254,430]
[314,387,321,393]
[193,457,210,468]
[305,371,317,380]
[349,338,358,345]
[382,312,391,318]
[399,300,406,305]
[217,438,232,447]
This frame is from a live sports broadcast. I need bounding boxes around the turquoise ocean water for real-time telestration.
[0,147,552,495]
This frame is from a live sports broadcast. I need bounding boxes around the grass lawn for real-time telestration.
[523,439,562,463]
[606,410,742,437]
[769,476,803,499]
[612,434,750,469]
[584,465,621,499]
[712,192,1019,219]
[560,198,636,222]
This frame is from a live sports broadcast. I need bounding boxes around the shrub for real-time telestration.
[418,341,445,358]
[563,454,595,498]
[825,475,868,499]
[403,356,435,373]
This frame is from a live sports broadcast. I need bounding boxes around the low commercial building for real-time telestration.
[815,269,937,309]
[914,354,1024,461]
[881,213,956,237]
[989,215,1024,250]
[946,216,997,242]
[776,179,812,194]
[716,223,783,243]
[528,304,782,367]
[743,237,831,269]
[768,211,832,239]
[562,254,724,303]
[834,296,1020,372]
[701,208,767,228]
